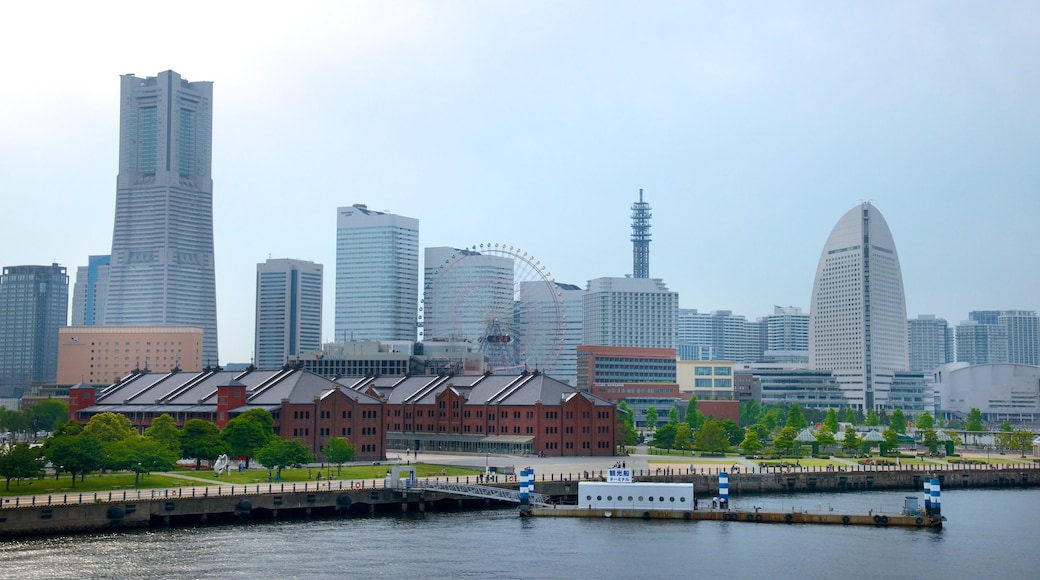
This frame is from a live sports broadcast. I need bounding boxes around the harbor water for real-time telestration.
[1,488,1036,579]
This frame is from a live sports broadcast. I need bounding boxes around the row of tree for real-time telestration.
[0,410,360,489]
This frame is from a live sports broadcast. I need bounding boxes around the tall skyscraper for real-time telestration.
[676,309,714,360]
[766,306,810,362]
[70,255,110,326]
[631,189,651,278]
[582,277,677,349]
[335,204,418,343]
[255,259,323,370]
[809,202,908,410]
[0,264,68,397]
[104,71,219,365]
[907,315,954,372]
[997,310,1040,366]
[955,320,1008,364]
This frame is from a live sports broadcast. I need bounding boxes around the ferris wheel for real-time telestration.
[421,243,567,375]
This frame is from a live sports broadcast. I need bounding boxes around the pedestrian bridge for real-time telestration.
[418,480,552,507]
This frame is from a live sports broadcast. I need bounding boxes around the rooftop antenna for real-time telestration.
[631,189,652,278]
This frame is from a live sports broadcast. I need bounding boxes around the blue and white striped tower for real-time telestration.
[519,468,534,506]
[930,478,941,515]
[924,479,932,514]
[718,471,729,507]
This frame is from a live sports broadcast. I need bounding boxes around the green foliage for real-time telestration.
[865,410,880,427]
[0,442,41,490]
[667,406,679,426]
[739,400,760,427]
[823,409,839,434]
[760,408,783,432]
[652,423,677,449]
[1009,430,1033,457]
[889,409,907,434]
[236,408,275,434]
[694,419,729,454]
[143,414,182,456]
[815,425,836,446]
[841,427,860,453]
[82,412,135,443]
[255,438,313,472]
[673,423,692,450]
[321,437,356,466]
[922,428,940,453]
[179,419,226,469]
[916,411,935,430]
[44,434,103,487]
[644,406,658,430]
[843,408,857,425]
[739,428,763,455]
[107,435,179,486]
[618,418,639,446]
[785,404,807,430]
[26,399,70,433]
[882,428,899,452]
[747,423,770,441]
[221,414,274,467]
[966,408,984,432]
[719,419,744,445]
[618,402,634,427]
[999,421,1013,433]
[685,397,698,427]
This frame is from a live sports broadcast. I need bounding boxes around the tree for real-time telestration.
[26,399,69,434]
[255,438,313,473]
[144,414,182,456]
[694,420,729,454]
[180,419,225,469]
[719,419,744,445]
[652,423,677,449]
[685,397,698,428]
[236,408,276,434]
[108,435,179,487]
[815,425,836,446]
[916,411,935,430]
[773,426,797,456]
[843,408,857,425]
[841,427,860,454]
[865,409,880,427]
[322,437,356,473]
[739,399,761,427]
[999,421,1013,433]
[667,406,679,426]
[966,408,984,432]
[786,404,807,431]
[922,428,940,454]
[1010,430,1033,457]
[644,406,658,430]
[673,423,692,450]
[761,408,783,432]
[82,412,136,443]
[739,428,763,456]
[823,409,839,434]
[44,434,103,486]
[889,409,907,434]
[222,415,273,468]
[0,442,40,490]
[881,429,899,454]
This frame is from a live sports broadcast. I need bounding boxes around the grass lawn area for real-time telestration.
[752,458,840,467]
[189,463,483,485]
[0,473,189,496]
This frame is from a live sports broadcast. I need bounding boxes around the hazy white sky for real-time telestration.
[1,1,1038,364]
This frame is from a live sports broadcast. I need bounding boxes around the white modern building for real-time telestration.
[956,320,1008,364]
[809,202,909,411]
[255,259,323,370]
[676,309,714,360]
[582,277,677,349]
[933,362,1040,423]
[908,315,954,372]
[766,306,809,362]
[998,311,1040,366]
[105,71,219,366]
[334,204,419,343]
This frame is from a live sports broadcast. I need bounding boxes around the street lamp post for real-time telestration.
[135,462,142,488]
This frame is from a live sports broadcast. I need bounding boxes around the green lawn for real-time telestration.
[185,463,483,485]
[0,473,189,496]
[752,458,841,467]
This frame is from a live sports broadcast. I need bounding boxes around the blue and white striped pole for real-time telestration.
[719,471,729,508]
[924,479,931,514]
[930,478,941,515]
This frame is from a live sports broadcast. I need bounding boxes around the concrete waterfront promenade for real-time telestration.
[1,450,1037,537]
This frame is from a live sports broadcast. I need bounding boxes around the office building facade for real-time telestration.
[335,204,418,343]
[582,277,677,349]
[0,264,69,397]
[70,255,110,326]
[907,315,954,372]
[809,202,909,410]
[104,71,219,365]
[255,259,323,370]
[956,320,1009,364]
[57,325,203,386]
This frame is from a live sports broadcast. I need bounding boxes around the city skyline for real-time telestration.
[2,3,1038,364]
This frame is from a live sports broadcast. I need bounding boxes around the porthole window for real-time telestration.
[670,497,675,502]
[586,495,592,501]
[638,496,644,502]
[628,496,634,501]
[597,496,602,501]
[659,497,665,502]
[649,496,654,502]
[680,497,686,502]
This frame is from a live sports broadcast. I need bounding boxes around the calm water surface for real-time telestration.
[1,488,1037,579]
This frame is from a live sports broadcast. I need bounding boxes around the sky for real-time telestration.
[1,1,1038,365]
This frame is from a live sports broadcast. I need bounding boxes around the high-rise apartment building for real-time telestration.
[582,277,677,349]
[70,255,110,326]
[676,309,714,361]
[335,204,418,343]
[0,264,68,397]
[955,321,1008,364]
[997,311,1040,366]
[907,315,954,372]
[255,259,323,370]
[766,306,810,355]
[809,203,908,410]
[104,71,219,365]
